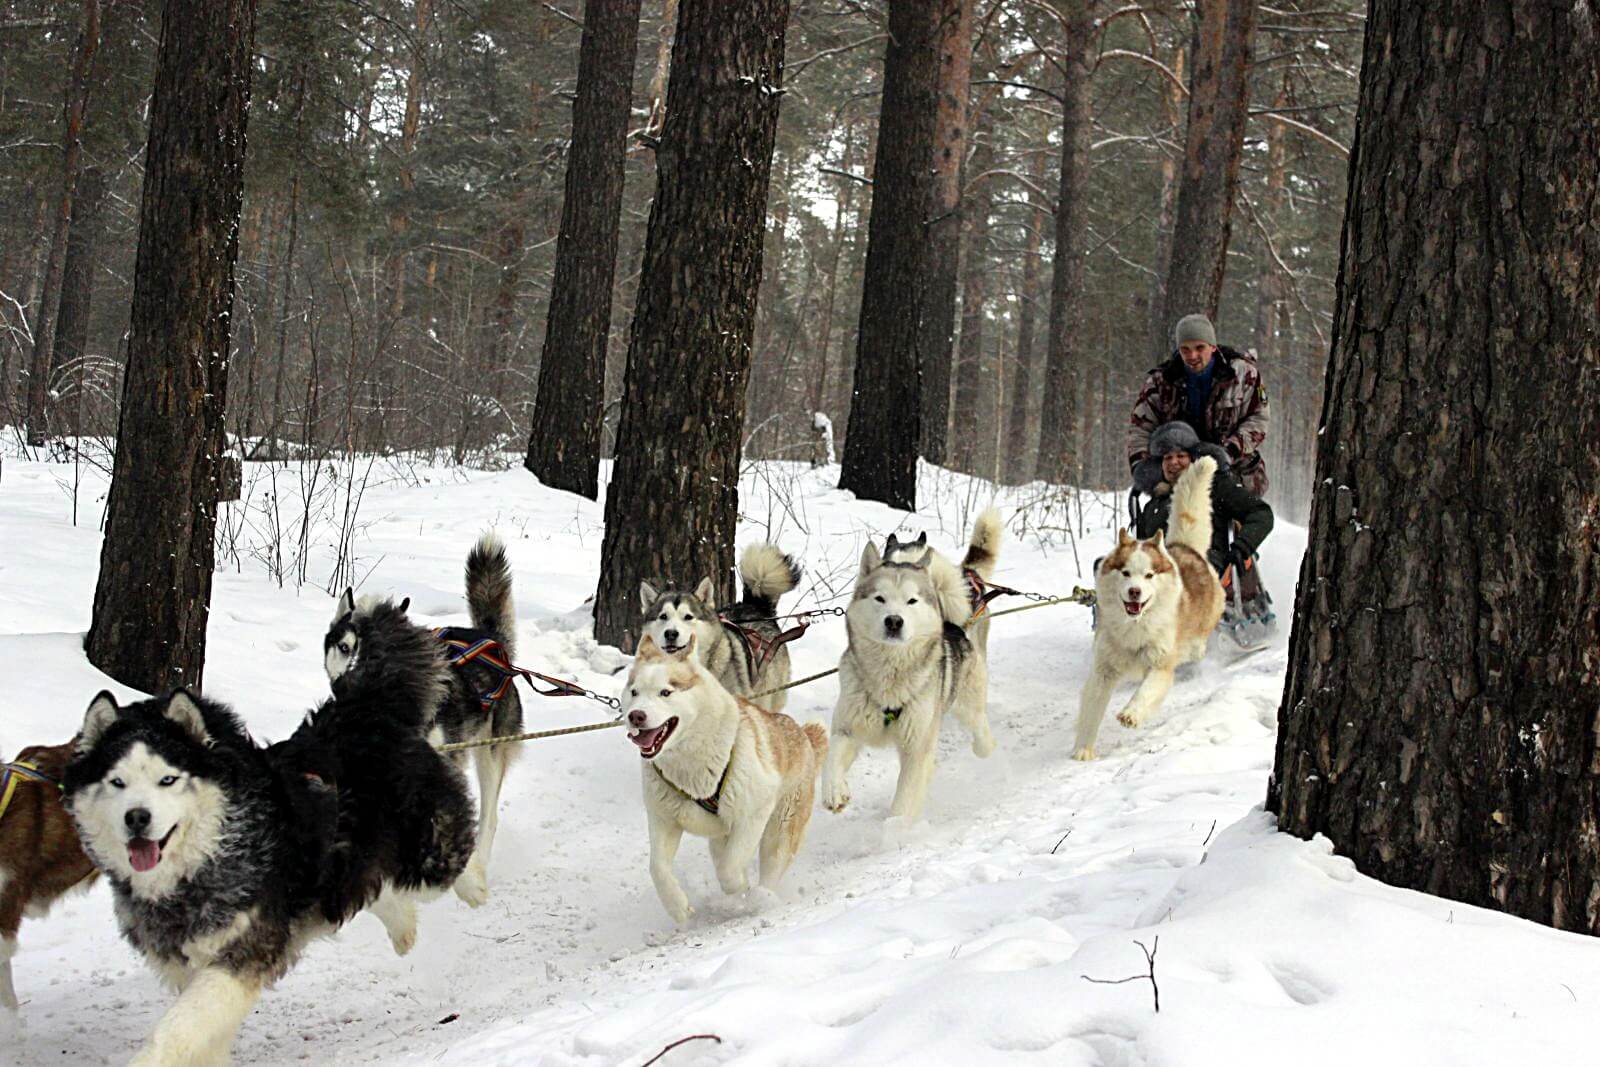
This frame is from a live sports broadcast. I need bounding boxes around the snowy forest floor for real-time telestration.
[3,450,1598,1065]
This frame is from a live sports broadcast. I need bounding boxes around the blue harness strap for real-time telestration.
[0,760,61,823]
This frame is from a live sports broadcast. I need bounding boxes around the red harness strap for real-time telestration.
[718,617,810,678]
[963,567,1019,618]
[433,627,594,706]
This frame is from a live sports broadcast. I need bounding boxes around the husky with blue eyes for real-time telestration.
[821,509,1003,823]
[63,677,475,1067]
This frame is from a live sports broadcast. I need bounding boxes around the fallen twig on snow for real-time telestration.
[1082,936,1161,1013]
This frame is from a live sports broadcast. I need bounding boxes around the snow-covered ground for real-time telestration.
[4,450,1599,1065]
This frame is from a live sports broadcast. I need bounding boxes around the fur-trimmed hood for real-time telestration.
[1132,421,1231,495]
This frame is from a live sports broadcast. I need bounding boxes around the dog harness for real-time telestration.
[718,616,811,679]
[962,567,1021,618]
[432,627,596,707]
[654,759,732,816]
[0,760,60,823]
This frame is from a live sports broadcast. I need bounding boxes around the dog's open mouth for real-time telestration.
[629,717,679,759]
[1123,598,1145,617]
[659,643,685,655]
[128,825,177,873]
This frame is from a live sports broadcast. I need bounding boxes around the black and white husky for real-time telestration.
[324,533,522,905]
[63,678,475,1067]
[638,543,803,711]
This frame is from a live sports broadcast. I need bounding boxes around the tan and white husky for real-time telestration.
[1074,457,1225,760]
[623,635,827,925]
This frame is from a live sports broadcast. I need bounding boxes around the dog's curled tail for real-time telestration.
[961,507,1004,581]
[466,533,517,657]
[1167,456,1216,558]
[739,543,802,615]
[802,721,829,768]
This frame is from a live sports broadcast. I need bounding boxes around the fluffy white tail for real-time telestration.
[1166,457,1216,557]
[739,543,801,614]
[961,507,1003,580]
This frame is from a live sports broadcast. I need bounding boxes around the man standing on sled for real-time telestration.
[1128,314,1274,646]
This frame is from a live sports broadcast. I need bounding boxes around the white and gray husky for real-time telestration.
[324,533,521,905]
[63,674,475,1066]
[821,509,1002,822]
[623,634,827,925]
[639,543,803,711]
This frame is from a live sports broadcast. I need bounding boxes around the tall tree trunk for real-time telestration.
[49,166,106,438]
[1146,41,1186,365]
[808,124,858,420]
[1157,0,1256,338]
[24,0,102,445]
[916,0,975,465]
[1003,150,1048,484]
[592,0,789,649]
[839,0,947,510]
[1035,0,1093,485]
[525,0,641,499]
[950,123,994,474]
[642,0,678,136]
[1252,70,1289,363]
[1268,1,1600,933]
[385,0,431,319]
[85,0,256,692]
[745,149,795,452]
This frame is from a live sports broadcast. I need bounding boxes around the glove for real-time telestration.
[1230,543,1255,573]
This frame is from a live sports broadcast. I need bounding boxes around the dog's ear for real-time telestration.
[913,532,928,547]
[79,691,121,753]
[1117,529,1134,548]
[636,634,662,661]
[884,532,901,553]
[639,580,659,611]
[859,541,882,577]
[163,690,212,748]
[908,546,932,568]
[334,587,356,623]
[694,577,714,606]
[1150,529,1166,550]
[398,596,410,614]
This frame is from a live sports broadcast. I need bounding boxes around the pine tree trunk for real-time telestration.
[1002,150,1046,484]
[839,0,946,510]
[85,0,256,693]
[1268,0,1600,933]
[916,0,974,466]
[1157,0,1255,333]
[1145,43,1185,364]
[23,0,101,445]
[50,166,106,438]
[950,126,994,474]
[526,0,642,500]
[1035,0,1092,486]
[592,0,789,650]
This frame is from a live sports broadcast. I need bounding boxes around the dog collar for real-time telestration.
[882,707,903,727]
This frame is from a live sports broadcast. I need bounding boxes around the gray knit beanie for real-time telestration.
[1173,313,1217,348]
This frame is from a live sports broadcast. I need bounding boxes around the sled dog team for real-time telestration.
[2,458,1226,1065]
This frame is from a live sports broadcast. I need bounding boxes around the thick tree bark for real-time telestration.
[1157,0,1255,337]
[384,0,430,320]
[592,0,789,649]
[1002,150,1047,484]
[1035,0,1093,485]
[839,0,946,510]
[525,0,642,500]
[949,124,994,474]
[1145,41,1186,365]
[49,166,106,438]
[1268,2,1600,933]
[84,0,256,693]
[23,0,101,445]
[916,0,974,465]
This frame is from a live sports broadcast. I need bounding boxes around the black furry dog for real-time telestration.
[62,665,474,1066]
[324,532,523,906]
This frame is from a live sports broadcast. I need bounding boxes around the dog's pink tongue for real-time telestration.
[630,725,664,751]
[128,838,162,872]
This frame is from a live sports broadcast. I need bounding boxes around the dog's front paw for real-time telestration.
[387,921,418,957]
[716,869,750,896]
[1116,709,1143,730]
[1072,745,1097,761]
[666,897,695,926]
[453,864,490,909]
[822,780,851,813]
[971,729,996,759]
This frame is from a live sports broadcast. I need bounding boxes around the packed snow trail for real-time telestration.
[5,455,1599,1066]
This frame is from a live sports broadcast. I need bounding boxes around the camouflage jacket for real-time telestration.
[1127,346,1270,495]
